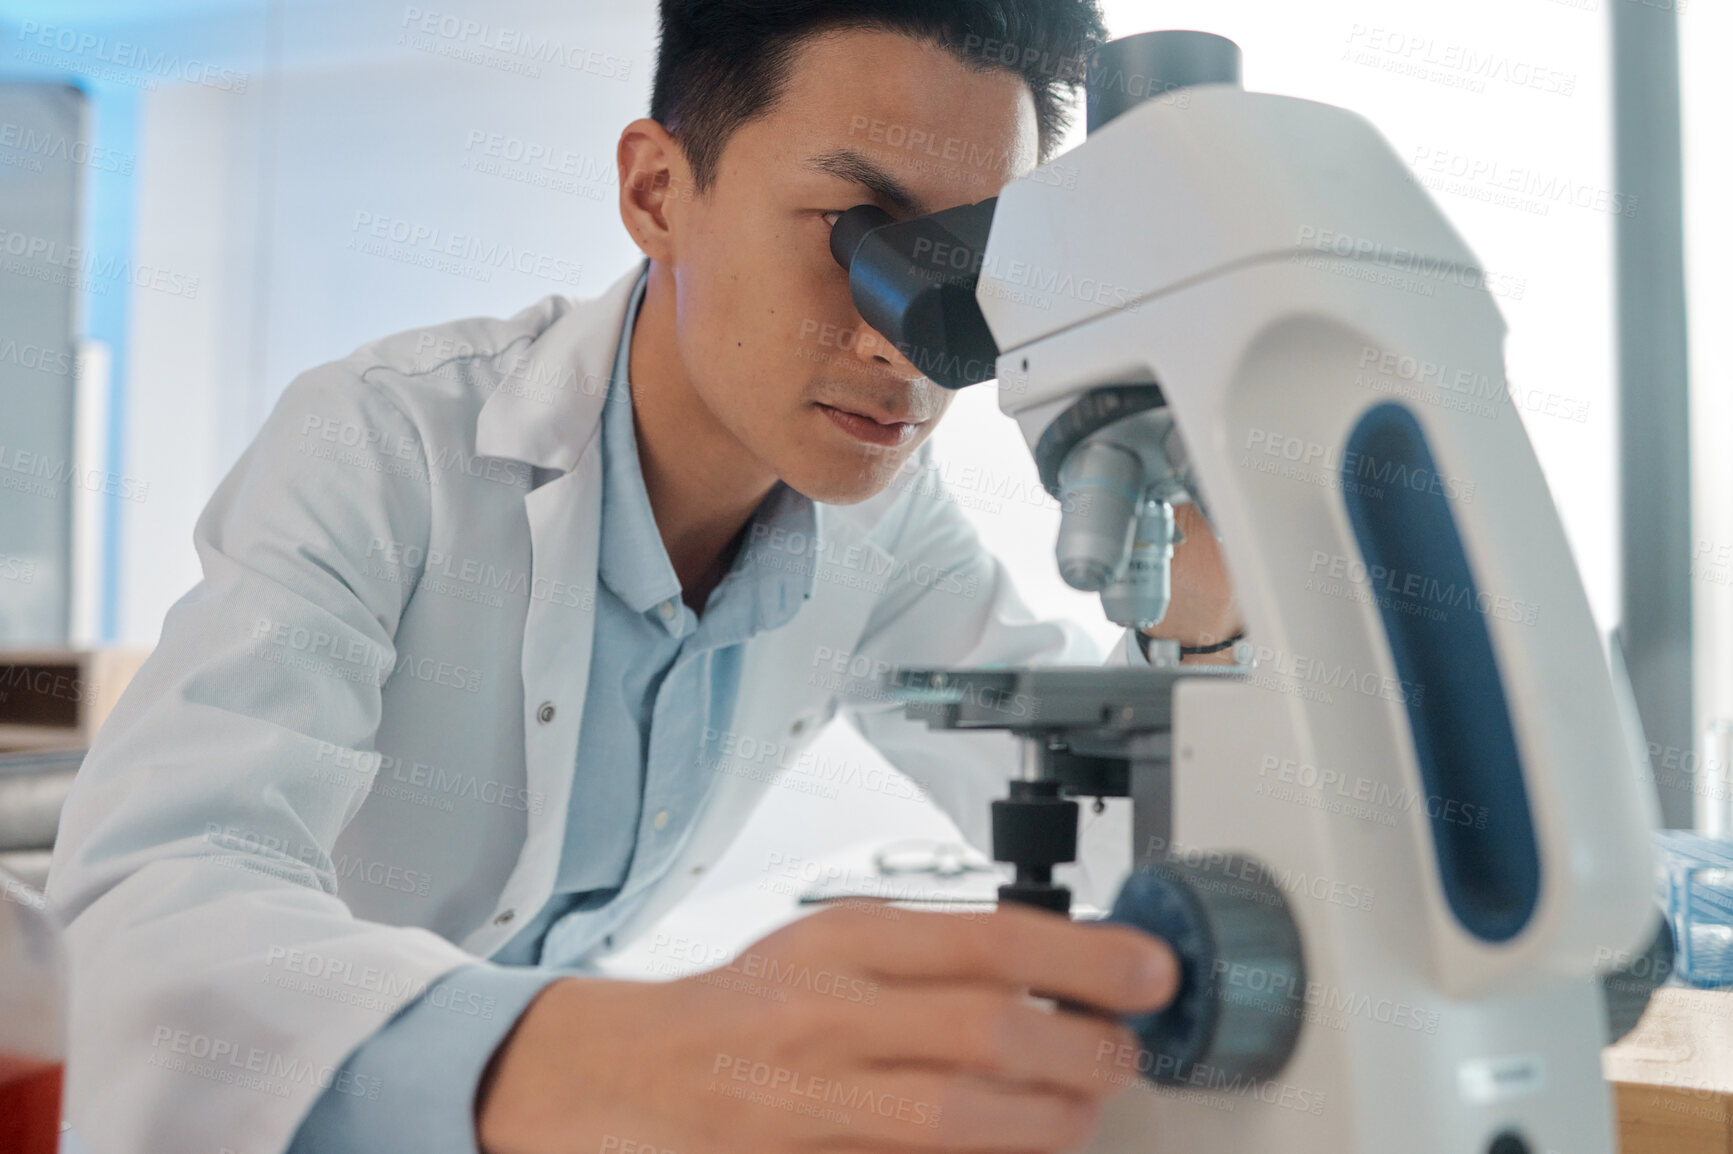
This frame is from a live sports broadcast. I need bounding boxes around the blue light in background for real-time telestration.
[0,1,261,25]
[82,87,138,644]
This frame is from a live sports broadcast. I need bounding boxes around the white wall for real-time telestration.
[123,78,260,644]
[1682,2,1733,766]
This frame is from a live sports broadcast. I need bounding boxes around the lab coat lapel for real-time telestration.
[467,262,645,952]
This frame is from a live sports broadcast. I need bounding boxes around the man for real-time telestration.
[47,2,1244,1152]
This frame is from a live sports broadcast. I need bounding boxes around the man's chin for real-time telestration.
[782,475,890,507]
[779,454,911,506]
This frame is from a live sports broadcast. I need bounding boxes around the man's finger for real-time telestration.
[803,904,1179,1014]
[839,985,1138,1098]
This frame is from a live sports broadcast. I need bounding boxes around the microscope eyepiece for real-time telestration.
[827,204,892,274]
[825,199,1001,389]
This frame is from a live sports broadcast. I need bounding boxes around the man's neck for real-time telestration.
[627,262,780,609]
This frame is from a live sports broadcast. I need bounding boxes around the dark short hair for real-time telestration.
[651,0,1108,193]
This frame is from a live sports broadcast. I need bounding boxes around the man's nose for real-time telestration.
[846,317,926,384]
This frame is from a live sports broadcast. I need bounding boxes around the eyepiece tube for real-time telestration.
[1056,441,1144,592]
[829,203,893,272]
[1100,498,1176,628]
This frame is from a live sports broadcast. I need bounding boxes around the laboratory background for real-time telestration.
[0,0,1730,1151]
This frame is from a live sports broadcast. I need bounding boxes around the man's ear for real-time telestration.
[617,118,693,263]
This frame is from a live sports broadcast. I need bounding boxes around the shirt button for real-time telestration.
[658,600,676,621]
[536,702,556,724]
[494,908,515,925]
[653,809,670,831]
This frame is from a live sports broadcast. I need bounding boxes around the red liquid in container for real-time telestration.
[0,1054,61,1154]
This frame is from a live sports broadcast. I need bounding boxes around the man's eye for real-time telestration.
[821,211,842,228]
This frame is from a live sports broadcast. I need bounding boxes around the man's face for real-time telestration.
[660,29,1039,504]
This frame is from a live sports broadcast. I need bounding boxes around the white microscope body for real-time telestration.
[976,48,1661,1154]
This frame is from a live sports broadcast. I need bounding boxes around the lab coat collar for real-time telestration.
[475,258,649,472]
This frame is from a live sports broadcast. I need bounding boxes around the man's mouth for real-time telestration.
[816,402,920,448]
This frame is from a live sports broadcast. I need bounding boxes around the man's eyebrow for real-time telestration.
[805,148,930,217]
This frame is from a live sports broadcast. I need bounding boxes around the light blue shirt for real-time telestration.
[290,265,816,1152]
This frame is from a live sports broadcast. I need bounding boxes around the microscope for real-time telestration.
[829,31,1670,1154]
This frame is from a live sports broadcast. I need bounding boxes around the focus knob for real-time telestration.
[1107,855,1305,1084]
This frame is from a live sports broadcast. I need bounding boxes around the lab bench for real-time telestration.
[1609,986,1733,1153]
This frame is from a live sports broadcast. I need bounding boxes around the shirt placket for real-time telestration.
[630,609,706,885]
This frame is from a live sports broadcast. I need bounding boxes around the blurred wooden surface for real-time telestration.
[0,648,147,752]
[1606,986,1733,1153]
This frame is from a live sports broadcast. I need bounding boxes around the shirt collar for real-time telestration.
[721,481,817,636]
[597,268,682,615]
[597,265,817,633]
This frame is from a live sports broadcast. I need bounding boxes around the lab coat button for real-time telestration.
[658,600,676,621]
[536,702,556,724]
[790,717,806,736]
[494,908,515,925]
[653,809,670,831]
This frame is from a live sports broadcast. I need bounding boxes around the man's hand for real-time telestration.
[476,903,1178,1154]
[1141,502,1242,661]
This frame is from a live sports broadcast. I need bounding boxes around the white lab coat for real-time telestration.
[46,262,1129,1154]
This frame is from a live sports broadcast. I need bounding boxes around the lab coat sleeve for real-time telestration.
[45,367,488,1154]
[288,963,557,1154]
[837,469,1143,908]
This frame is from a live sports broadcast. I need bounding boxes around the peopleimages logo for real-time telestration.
[349,211,583,286]
[1243,427,1477,504]
[14,21,249,92]
[398,7,632,81]
[710,1054,939,1129]
[0,227,201,299]
[0,443,150,503]
[0,121,135,174]
[1293,225,1526,300]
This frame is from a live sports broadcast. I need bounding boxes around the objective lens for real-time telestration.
[1056,441,1143,592]
[1100,498,1176,628]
